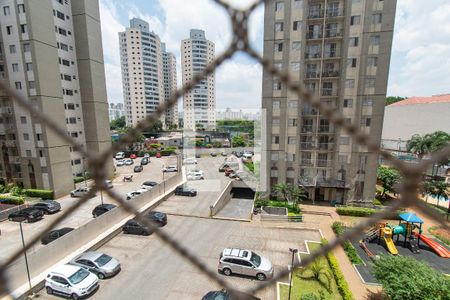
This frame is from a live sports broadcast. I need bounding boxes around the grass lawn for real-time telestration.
[279,243,342,300]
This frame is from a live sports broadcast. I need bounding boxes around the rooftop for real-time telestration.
[390,94,450,107]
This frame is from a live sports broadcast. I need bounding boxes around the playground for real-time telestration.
[351,212,450,284]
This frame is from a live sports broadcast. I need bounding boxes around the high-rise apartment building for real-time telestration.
[0,0,111,197]
[162,43,178,128]
[109,102,124,121]
[120,18,171,128]
[262,0,396,203]
[181,29,216,131]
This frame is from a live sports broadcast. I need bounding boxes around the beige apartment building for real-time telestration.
[0,0,111,197]
[181,29,216,131]
[262,0,396,203]
[162,43,178,128]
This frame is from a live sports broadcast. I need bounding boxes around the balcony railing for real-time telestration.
[318,142,334,150]
[305,52,322,59]
[299,177,314,186]
[302,109,318,116]
[317,159,332,167]
[301,159,314,166]
[322,71,340,77]
[308,11,324,19]
[301,125,314,133]
[300,142,314,150]
[306,32,323,39]
[324,51,340,58]
[317,178,347,188]
[326,9,344,18]
[305,72,319,79]
[321,89,338,97]
[325,30,343,38]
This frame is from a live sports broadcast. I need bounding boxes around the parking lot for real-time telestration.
[0,156,176,263]
[35,215,322,300]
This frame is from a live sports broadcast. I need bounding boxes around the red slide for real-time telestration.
[415,233,450,258]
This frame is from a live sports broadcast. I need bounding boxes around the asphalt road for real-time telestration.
[0,156,176,263]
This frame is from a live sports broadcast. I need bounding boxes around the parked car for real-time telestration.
[140,157,149,165]
[69,251,121,279]
[104,180,113,189]
[233,151,243,158]
[92,204,117,218]
[183,157,198,165]
[174,185,197,197]
[187,171,204,181]
[210,151,217,157]
[162,165,177,172]
[243,152,253,159]
[130,153,137,159]
[221,151,227,157]
[144,153,150,158]
[122,211,167,235]
[8,208,44,222]
[155,152,161,158]
[33,200,61,214]
[116,159,125,167]
[218,248,273,281]
[45,264,99,299]
[115,152,125,160]
[195,153,201,158]
[133,165,143,173]
[224,167,237,177]
[141,181,158,190]
[124,159,134,166]
[126,189,147,200]
[202,289,261,300]
[41,227,74,245]
[70,187,89,198]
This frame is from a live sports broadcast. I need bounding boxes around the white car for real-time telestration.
[183,157,198,165]
[45,264,99,299]
[70,187,90,198]
[124,159,134,166]
[243,152,253,159]
[162,165,178,172]
[187,171,204,180]
[116,159,125,167]
[126,189,148,200]
[115,152,125,160]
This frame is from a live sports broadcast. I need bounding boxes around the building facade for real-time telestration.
[109,102,124,122]
[162,43,178,128]
[0,0,111,197]
[262,0,396,203]
[119,18,165,127]
[181,29,216,131]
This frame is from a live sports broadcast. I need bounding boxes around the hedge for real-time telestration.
[0,194,25,205]
[336,206,401,219]
[74,176,85,184]
[23,189,54,200]
[322,239,354,300]
[331,222,363,265]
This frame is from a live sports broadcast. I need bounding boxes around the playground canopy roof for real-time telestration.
[399,212,424,224]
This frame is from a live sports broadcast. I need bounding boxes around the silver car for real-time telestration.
[69,251,121,279]
[218,248,273,281]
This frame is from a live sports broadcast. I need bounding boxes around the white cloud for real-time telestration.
[388,0,450,96]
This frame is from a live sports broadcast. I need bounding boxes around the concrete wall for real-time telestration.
[5,172,182,295]
[210,181,233,216]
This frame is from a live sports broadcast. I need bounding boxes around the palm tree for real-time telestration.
[421,181,434,203]
[273,183,290,202]
[291,186,308,206]
[407,134,431,160]
[430,180,449,208]
[428,131,450,152]
[299,260,332,291]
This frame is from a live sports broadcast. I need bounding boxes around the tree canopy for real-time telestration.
[377,166,401,198]
[110,116,126,130]
[407,131,450,159]
[385,96,405,106]
[273,183,307,204]
[231,135,246,147]
[372,255,450,300]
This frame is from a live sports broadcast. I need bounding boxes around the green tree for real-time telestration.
[110,116,126,130]
[385,96,405,106]
[407,131,450,160]
[273,183,290,201]
[273,183,307,205]
[146,120,163,133]
[429,180,449,209]
[428,131,450,152]
[376,166,401,199]
[372,255,450,300]
[231,135,246,147]
[421,180,434,203]
[212,140,222,148]
[119,127,145,143]
[290,186,308,205]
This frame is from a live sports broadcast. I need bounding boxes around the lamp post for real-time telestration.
[100,189,104,205]
[19,221,33,297]
[288,248,298,300]
[162,164,166,194]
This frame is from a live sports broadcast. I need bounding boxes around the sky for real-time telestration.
[99,0,450,109]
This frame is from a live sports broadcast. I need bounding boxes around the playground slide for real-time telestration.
[415,233,450,258]
[383,236,398,255]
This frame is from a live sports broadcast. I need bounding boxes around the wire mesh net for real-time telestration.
[0,0,449,299]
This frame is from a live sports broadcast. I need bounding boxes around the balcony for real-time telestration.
[321,89,338,97]
[306,32,323,40]
[301,109,318,116]
[326,9,344,18]
[305,72,320,79]
[318,142,334,150]
[301,125,314,133]
[325,30,343,38]
[300,142,314,150]
[318,125,331,133]
[324,51,340,59]
[317,178,347,188]
[305,53,322,59]
[317,159,332,168]
[308,11,324,19]
[5,140,17,147]
[322,70,340,78]
[301,159,314,166]
[299,177,315,186]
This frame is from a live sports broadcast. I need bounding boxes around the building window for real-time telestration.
[349,37,359,47]
[347,58,357,68]
[362,98,373,107]
[28,81,35,89]
[368,57,378,67]
[273,81,282,90]
[272,135,280,144]
[365,78,376,88]
[288,136,296,144]
[370,35,380,45]
[272,118,280,127]
[293,0,303,9]
[372,13,382,24]
[9,45,16,54]
[56,10,65,20]
[340,137,350,145]
[292,42,301,51]
[290,62,300,71]
[15,82,22,90]
[3,6,10,15]
[20,24,27,34]
[12,63,19,72]
[26,63,33,71]
[288,100,297,108]
[287,153,295,162]
[271,153,279,161]
[275,2,284,11]
[343,99,353,108]
[275,22,284,32]
[274,42,283,52]
[18,4,25,13]
[274,63,282,70]
[350,15,360,25]
[26,150,32,157]
[288,118,297,127]
[20,116,27,124]
[345,79,355,89]
[293,21,302,31]
[23,133,29,140]
[272,100,280,109]
[361,117,371,127]
[6,25,12,35]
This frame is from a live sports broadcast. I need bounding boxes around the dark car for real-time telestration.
[122,211,167,235]
[210,152,217,157]
[41,227,74,245]
[8,208,44,222]
[134,165,143,172]
[140,158,149,165]
[92,204,117,218]
[202,289,260,300]
[234,151,243,158]
[33,200,61,214]
[195,153,201,158]
[174,185,197,197]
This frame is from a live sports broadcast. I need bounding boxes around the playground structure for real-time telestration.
[360,212,450,258]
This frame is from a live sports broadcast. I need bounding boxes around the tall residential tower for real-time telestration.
[262,0,396,203]
[162,43,178,128]
[181,29,216,131]
[0,0,111,197]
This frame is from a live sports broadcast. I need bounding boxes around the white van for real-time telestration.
[115,152,125,160]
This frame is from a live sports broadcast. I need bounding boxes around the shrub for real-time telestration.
[322,239,354,300]
[150,143,161,149]
[10,186,23,197]
[337,206,402,219]
[0,194,24,205]
[373,198,383,206]
[331,221,363,265]
[301,293,320,300]
[74,176,85,184]
[205,144,212,148]
[332,221,345,235]
[160,149,174,156]
[24,189,54,200]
